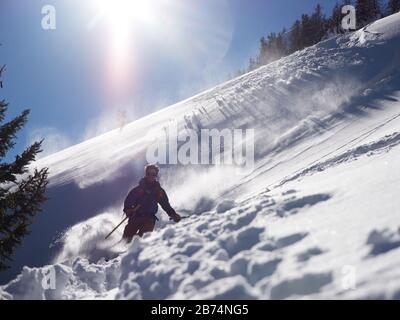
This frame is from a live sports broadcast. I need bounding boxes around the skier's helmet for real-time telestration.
[145,164,159,177]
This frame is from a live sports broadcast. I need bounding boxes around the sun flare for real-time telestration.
[88,0,158,93]
[87,0,233,105]
[90,0,158,53]
[97,0,157,27]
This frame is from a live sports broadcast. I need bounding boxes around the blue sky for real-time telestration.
[0,0,338,160]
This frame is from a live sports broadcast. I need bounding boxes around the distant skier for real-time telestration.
[122,164,181,242]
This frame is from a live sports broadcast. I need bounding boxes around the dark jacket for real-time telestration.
[123,178,176,220]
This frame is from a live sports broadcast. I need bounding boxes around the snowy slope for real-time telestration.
[1,13,400,299]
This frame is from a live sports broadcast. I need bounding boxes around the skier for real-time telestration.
[122,164,181,242]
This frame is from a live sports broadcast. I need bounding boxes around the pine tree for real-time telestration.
[329,2,345,35]
[370,0,382,19]
[266,32,279,60]
[356,0,381,28]
[388,0,400,14]
[276,30,288,56]
[280,28,289,55]
[258,36,269,66]
[310,4,328,43]
[301,14,318,48]
[0,64,49,271]
[256,30,288,67]
[236,0,385,80]
[248,57,257,72]
[290,19,303,52]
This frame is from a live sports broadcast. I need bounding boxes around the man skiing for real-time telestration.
[122,164,181,242]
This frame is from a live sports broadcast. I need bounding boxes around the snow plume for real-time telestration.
[82,107,137,141]
[68,129,148,189]
[53,209,128,264]
[27,127,73,158]
[255,76,363,158]
[71,140,135,189]
[298,76,362,117]
[160,164,248,215]
[275,74,362,125]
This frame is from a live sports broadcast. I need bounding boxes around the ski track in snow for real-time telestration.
[279,129,400,187]
[2,13,400,300]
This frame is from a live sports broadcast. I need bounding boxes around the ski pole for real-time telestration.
[169,216,190,221]
[105,205,141,240]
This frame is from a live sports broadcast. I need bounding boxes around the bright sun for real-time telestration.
[89,0,157,49]
[89,0,158,80]
[97,0,156,28]
[87,0,158,99]
[87,0,233,104]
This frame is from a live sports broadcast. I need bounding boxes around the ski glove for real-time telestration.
[124,207,138,218]
[170,213,181,223]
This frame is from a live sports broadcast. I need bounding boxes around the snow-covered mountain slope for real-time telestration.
[1,13,400,299]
